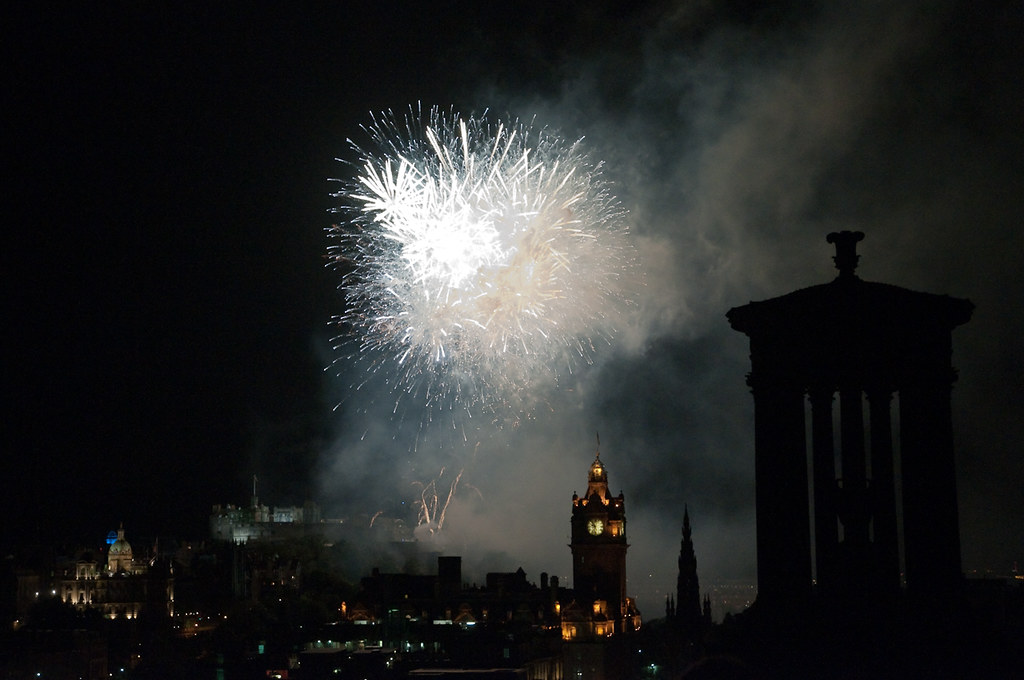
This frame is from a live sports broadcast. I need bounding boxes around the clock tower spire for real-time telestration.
[569,440,639,636]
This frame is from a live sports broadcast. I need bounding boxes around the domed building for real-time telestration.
[106,524,135,574]
[59,524,174,619]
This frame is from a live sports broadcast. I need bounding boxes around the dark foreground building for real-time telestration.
[722,233,1022,678]
[728,231,973,606]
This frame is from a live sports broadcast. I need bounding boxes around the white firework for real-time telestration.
[328,106,637,420]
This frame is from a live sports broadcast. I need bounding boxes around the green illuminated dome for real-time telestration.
[107,524,134,573]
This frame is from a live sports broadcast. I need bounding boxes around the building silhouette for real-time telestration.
[670,506,711,640]
[727,231,973,606]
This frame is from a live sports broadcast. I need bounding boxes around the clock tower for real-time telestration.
[570,446,630,631]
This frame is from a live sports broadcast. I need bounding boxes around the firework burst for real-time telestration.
[328,106,637,421]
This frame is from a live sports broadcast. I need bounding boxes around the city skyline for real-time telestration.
[5,0,1023,620]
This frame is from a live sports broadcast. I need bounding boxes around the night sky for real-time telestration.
[5,1,1023,614]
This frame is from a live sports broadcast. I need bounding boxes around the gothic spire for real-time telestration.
[677,505,703,638]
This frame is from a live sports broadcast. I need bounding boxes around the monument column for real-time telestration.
[867,387,900,595]
[837,387,870,547]
[750,370,812,604]
[900,363,962,597]
[808,386,838,595]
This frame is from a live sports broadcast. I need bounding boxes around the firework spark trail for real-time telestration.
[413,467,467,534]
[328,106,638,420]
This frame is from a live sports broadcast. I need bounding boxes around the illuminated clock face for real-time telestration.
[587,519,604,536]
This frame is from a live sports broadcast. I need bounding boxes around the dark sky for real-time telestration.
[5,1,1023,613]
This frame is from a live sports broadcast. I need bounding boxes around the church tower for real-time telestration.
[570,444,630,632]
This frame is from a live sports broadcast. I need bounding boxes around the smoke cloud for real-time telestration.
[319,0,1024,614]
